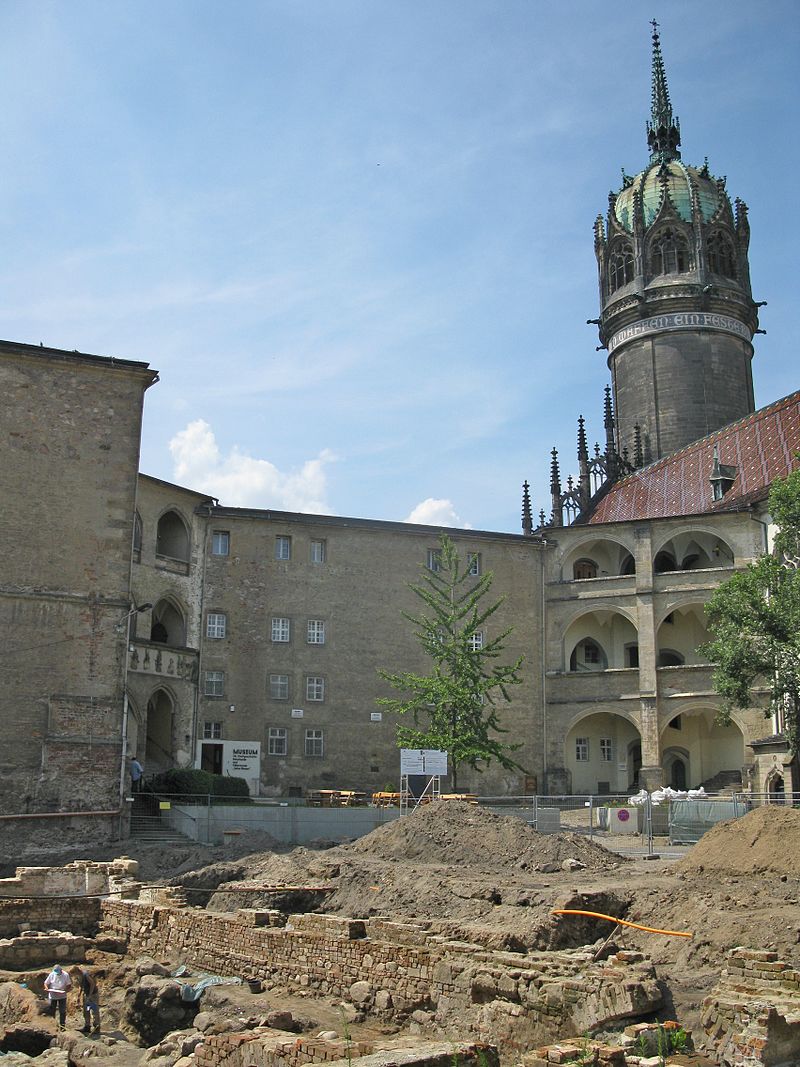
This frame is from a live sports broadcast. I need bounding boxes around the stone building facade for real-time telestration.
[1,27,798,825]
[0,340,157,817]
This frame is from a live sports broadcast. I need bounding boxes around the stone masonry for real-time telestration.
[99,902,662,1052]
[701,947,800,1066]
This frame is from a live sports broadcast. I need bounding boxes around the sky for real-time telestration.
[1,1,798,533]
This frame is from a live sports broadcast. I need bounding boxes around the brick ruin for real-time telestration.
[1,861,800,1065]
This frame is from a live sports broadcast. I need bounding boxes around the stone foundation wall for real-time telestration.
[0,897,100,940]
[195,1036,497,1067]
[99,902,662,1051]
[701,948,800,1066]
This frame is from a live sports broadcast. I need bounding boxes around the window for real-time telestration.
[275,535,291,561]
[573,558,598,580]
[649,227,691,277]
[626,644,639,668]
[268,727,288,756]
[575,737,589,762]
[467,552,481,576]
[203,722,222,740]
[307,619,326,645]
[707,230,737,279]
[310,539,327,564]
[207,612,227,639]
[600,737,613,762]
[204,670,225,697]
[212,530,230,557]
[305,729,324,757]
[269,674,289,700]
[271,617,290,642]
[306,675,325,701]
[467,631,484,651]
[609,243,635,293]
[427,548,442,572]
[584,642,600,664]
[133,512,143,557]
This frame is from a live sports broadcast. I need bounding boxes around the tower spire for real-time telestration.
[647,20,681,164]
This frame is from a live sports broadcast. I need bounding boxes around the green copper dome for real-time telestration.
[614,161,723,233]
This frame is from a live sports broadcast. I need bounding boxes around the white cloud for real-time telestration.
[404,498,471,528]
[169,419,336,513]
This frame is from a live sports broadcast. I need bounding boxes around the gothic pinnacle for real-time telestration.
[522,480,533,536]
[647,21,681,164]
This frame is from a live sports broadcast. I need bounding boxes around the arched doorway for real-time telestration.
[145,689,175,774]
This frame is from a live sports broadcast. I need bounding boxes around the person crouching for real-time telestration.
[43,964,72,1030]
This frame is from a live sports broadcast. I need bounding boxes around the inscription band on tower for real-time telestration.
[608,312,751,354]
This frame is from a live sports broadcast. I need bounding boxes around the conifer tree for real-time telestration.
[378,533,525,789]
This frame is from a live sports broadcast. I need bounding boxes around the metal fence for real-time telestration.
[130,789,800,852]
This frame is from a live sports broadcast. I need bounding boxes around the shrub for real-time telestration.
[150,768,252,802]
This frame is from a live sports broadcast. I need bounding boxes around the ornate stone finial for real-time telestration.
[522,480,533,537]
[538,508,547,529]
[577,416,589,463]
[647,21,681,164]
[549,448,562,495]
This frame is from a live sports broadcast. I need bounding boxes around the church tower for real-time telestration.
[593,23,760,463]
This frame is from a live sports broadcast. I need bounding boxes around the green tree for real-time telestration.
[377,533,525,789]
[702,467,800,757]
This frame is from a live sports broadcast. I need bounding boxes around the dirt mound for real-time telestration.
[677,805,800,878]
[341,800,624,872]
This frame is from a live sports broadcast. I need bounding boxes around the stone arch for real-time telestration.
[656,601,712,667]
[659,702,745,790]
[150,596,187,647]
[662,745,691,790]
[765,768,786,802]
[564,710,642,794]
[652,528,735,569]
[564,608,639,672]
[156,509,190,564]
[559,535,636,581]
[145,686,177,774]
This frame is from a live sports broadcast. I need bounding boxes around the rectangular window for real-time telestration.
[271,617,290,642]
[310,539,326,563]
[307,619,325,645]
[306,675,325,701]
[275,535,291,561]
[269,674,289,700]
[211,530,230,557]
[305,729,324,757]
[575,737,589,762]
[204,670,225,697]
[203,722,222,739]
[467,631,484,651]
[207,612,227,639]
[600,737,613,762]
[467,552,481,576]
[268,727,288,756]
[427,548,442,572]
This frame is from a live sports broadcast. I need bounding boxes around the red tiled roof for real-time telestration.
[585,390,800,524]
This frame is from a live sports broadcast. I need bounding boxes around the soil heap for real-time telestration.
[676,805,800,879]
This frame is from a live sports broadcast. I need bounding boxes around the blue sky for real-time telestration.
[2,1,798,532]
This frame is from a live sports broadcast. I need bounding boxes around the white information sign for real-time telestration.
[400,748,448,775]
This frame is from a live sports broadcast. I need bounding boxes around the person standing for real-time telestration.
[43,964,72,1030]
[71,965,100,1034]
[130,755,143,794]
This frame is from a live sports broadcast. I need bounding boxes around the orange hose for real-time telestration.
[552,908,692,938]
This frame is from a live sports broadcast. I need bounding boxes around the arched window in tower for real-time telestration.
[648,227,692,277]
[706,230,737,279]
[608,243,635,293]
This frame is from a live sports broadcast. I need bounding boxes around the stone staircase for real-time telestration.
[129,795,194,844]
[698,769,743,795]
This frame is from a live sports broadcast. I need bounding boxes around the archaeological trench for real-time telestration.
[0,802,799,1067]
